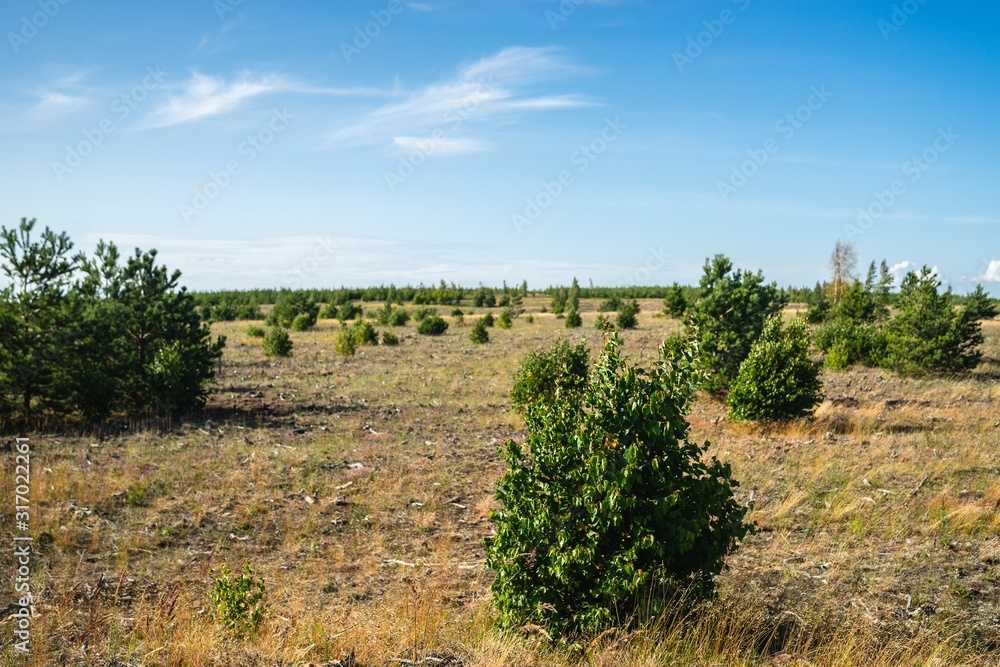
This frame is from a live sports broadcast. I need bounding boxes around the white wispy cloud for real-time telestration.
[393,135,490,155]
[325,46,593,152]
[144,71,385,129]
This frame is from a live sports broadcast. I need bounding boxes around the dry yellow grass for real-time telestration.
[1,300,998,666]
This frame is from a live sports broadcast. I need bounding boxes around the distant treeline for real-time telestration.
[192,280,996,322]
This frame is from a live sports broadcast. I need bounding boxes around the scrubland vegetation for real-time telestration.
[2,226,999,666]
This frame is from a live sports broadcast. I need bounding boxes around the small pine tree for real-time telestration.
[727,316,823,421]
[564,307,582,328]
[662,283,687,317]
[617,299,640,329]
[498,308,513,329]
[469,318,489,344]
[883,267,985,372]
[261,327,293,357]
[686,255,786,394]
[335,325,356,356]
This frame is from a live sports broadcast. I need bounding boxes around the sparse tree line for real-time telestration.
[0,220,225,428]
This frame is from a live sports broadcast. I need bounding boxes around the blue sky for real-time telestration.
[2,0,998,293]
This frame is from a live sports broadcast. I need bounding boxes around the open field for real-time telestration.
[2,298,999,666]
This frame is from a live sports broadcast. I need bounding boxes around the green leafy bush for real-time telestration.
[469,318,490,344]
[261,327,293,358]
[685,255,786,394]
[209,563,266,638]
[498,308,513,329]
[564,307,582,329]
[335,325,356,356]
[482,312,495,328]
[451,308,464,317]
[616,299,640,329]
[509,339,589,416]
[727,316,823,422]
[245,324,266,338]
[417,315,448,336]
[290,312,313,331]
[486,333,750,637]
[813,319,887,368]
[381,330,399,346]
[320,303,337,320]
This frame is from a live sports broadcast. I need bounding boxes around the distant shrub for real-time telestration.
[337,302,362,323]
[320,303,337,320]
[598,295,622,313]
[261,328,293,357]
[509,339,589,416]
[525,314,534,324]
[813,319,887,368]
[290,312,313,332]
[413,307,438,322]
[451,308,464,317]
[352,320,379,346]
[883,268,988,373]
[381,330,399,346]
[498,309,513,329]
[727,316,823,422]
[482,312,495,328]
[209,563,266,638]
[335,325,356,356]
[266,292,319,329]
[487,333,750,638]
[469,319,490,344]
[388,308,409,326]
[564,307,582,328]
[616,299,640,329]
[245,324,266,338]
[417,315,448,336]
[662,283,687,317]
[595,314,612,331]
